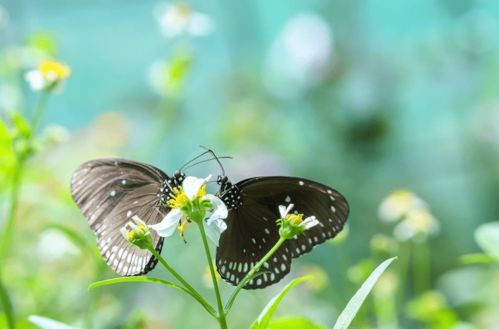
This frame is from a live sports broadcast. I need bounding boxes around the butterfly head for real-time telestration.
[159,171,187,207]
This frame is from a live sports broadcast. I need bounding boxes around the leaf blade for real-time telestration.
[250,276,310,329]
[333,257,396,329]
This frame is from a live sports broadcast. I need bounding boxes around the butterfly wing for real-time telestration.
[216,176,349,289]
[71,158,169,276]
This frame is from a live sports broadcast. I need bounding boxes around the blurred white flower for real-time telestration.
[378,189,426,223]
[265,13,333,99]
[24,60,71,92]
[379,190,439,242]
[43,124,70,146]
[393,207,440,242]
[156,3,213,38]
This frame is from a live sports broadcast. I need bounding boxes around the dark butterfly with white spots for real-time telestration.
[71,158,187,276]
[215,175,349,289]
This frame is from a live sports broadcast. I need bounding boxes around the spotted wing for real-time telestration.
[216,176,349,289]
[71,158,169,276]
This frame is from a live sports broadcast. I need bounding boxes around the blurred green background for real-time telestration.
[1,0,499,328]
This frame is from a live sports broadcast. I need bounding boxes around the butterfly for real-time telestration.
[215,175,349,289]
[71,158,187,276]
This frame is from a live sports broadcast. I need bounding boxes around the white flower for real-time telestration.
[24,60,71,92]
[278,203,319,235]
[149,175,228,245]
[378,190,426,223]
[393,208,440,242]
[156,3,213,38]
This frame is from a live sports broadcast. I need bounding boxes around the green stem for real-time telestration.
[0,164,22,262]
[147,247,216,318]
[31,91,50,134]
[0,275,15,329]
[197,223,228,329]
[413,241,431,294]
[224,237,287,314]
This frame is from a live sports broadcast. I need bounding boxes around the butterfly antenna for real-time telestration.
[179,149,211,172]
[199,145,227,176]
[183,156,232,172]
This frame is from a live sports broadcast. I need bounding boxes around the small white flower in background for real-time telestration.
[378,189,426,223]
[265,13,333,99]
[379,190,439,242]
[24,59,71,92]
[393,207,440,242]
[277,203,319,239]
[149,175,228,246]
[156,2,213,38]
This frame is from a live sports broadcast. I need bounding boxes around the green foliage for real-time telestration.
[475,222,499,262]
[333,257,396,329]
[267,317,326,329]
[28,315,77,329]
[250,276,310,329]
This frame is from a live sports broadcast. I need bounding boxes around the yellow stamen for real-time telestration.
[127,230,137,241]
[197,184,207,197]
[39,60,71,81]
[178,220,188,242]
[287,213,304,225]
[167,186,189,209]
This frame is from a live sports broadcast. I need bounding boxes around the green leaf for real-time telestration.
[250,276,310,329]
[333,257,396,329]
[89,276,215,316]
[90,276,190,294]
[28,315,78,329]
[475,222,499,261]
[268,317,327,329]
[459,253,496,265]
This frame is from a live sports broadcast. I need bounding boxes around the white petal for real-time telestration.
[183,174,212,199]
[25,70,45,91]
[278,203,294,217]
[149,209,182,237]
[204,218,227,246]
[302,216,319,230]
[204,194,228,222]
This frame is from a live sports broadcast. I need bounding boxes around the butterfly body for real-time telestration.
[216,176,349,289]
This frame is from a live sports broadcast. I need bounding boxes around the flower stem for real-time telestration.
[147,247,216,318]
[224,236,287,314]
[0,275,15,329]
[197,223,228,329]
[31,90,50,134]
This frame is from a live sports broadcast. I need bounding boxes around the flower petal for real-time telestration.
[149,209,182,237]
[302,216,319,230]
[204,194,228,223]
[279,203,294,218]
[205,218,227,246]
[183,174,212,199]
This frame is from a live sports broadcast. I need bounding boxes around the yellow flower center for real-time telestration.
[167,186,189,209]
[287,213,304,225]
[39,60,71,81]
[127,224,147,241]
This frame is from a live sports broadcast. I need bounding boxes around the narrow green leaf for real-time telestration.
[459,253,496,265]
[333,257,396,329]
[89,276,215,316]
[268,317,327,329]
[250,276,310,329]
[29,315,78,329]
[475,222,499,261]
[90,276,189,293]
